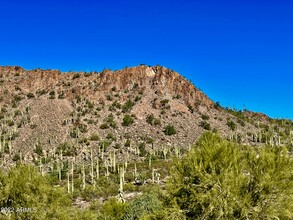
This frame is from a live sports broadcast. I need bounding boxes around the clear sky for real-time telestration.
[1,0,292,119]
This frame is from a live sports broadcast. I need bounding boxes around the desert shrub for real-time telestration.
[112,101,121,109]
[12,153,21,162]
[188,105,194,113]
[160,99,169,106]
[70,128,79,138]
[34,144,43,156]
[122,99,134,113]
[36,89,47,96]
[57,142,77,156]
[138,143,148,157]
[79,137,90,145]
[58,91,65,99]
[146,114,155,125]
[200,120,211,130]
[124,139,131,147]
[72,73,80,79]
[99,140,112,150]
[123,193,163,220]
[13,95,23,102]
[146,114,161,126]
[106,94,113,101]
[7,120,14,126]
[90,133,100,141]
[201,114,209,120]
[134,96,141,102]
[98,197,127,220]
[0,165,73,219]
[167,132,293,219]
[106,133,116,141]
[100,123,109,129]
[154,118,161,126]
[86,100,94,109]
[49,91,55,99]
[163,125,176,135]
[173,94,181,99]
[78,123,88,133]
[122,114,134,126]
[214,101,221,109]
[106,113,117,128]
[30,123,37,129]
[237,118,246,127]
[227,119,237,131]
[27,92,35,99]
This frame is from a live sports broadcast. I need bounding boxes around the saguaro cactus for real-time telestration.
[96,157,99,180]
[113,150,116,173]
[119,166,124,192]
[71,160,74,193]
[67,171,70,193]
[91,148,94,184]
[82,162,86,190]
[58,161,62,181]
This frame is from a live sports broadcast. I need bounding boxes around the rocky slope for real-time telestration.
[0,65,292,167]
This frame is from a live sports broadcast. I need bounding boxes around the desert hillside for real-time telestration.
[0,65,292,167]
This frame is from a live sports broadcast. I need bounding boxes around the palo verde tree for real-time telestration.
[167,132,293,219]
[0,164,96,219]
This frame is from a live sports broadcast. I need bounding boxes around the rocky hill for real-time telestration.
[0,65,292,167]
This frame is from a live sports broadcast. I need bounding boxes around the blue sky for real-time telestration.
[1,0,292,119]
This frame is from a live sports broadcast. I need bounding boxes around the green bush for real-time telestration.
[98,197,127,220]
[167,132,293,219]
[201,114,209,120]
[70,128,79,138]
[90,133,100,141]
[72,73,80,79]
[49,90,55,99]
[146,114,161,126]
[100,123,109,129]
[106,113,117,128]
[27,92,35,99]
[163,124,176,135]
[227,119,237,131]
[0,165,73,219]
[122,100,134,113]
[146,114,155,125]
[200,120,211,130]
[122,114,134,126]
[123,193,163,219]
[34,144,43,156]
[58,91,65,99]
[188,105,194,113]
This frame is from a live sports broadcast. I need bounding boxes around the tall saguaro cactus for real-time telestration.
[71,159,74,193]
[82,162,86,190]
[90,147,94,184]
[96,157,99,180]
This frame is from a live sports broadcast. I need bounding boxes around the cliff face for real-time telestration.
[0,65,213,109]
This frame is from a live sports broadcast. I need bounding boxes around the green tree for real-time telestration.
[0,165,73,219]
[167,132,293,219]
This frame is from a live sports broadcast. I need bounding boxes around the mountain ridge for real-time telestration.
[0,65,292,167]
